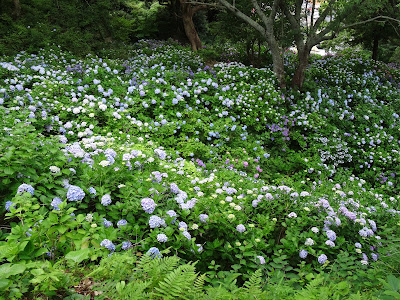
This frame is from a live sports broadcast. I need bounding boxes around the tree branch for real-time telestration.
[186,1,221,8]
[251,0,271,29]
[343,15,400,29]
[217,0,267,38]
[192,4,208,14]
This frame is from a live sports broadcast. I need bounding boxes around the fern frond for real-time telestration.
[121,280,152,300]
[293,274,328,300]
[154,262,197,299]
[193,272,207,295]
[243,269,263,292]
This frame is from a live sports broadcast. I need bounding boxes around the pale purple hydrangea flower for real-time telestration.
[371,253,379,261]
[51,197,63,210]
[117,219,127,227]
[5,201,15,212]
[170,183,180,194]
[122,241,132,250]
[102,218,113,228]
[226,187,237,195]
[100,239,115,252]
[368,219,377,231]
[359,227,374,237]
[236,224,246,233]
[157,234,168,243]
[299,249,308,259]
[67,185,85,201]
[166,210,177,217]
[141,198,157,214]
[326,230,337,241]
[355,242,362,248]
[325,240,335,247]
[318,254,328,264]
[288,212,297,218]
[17,183,35,196]
[101,194,112,206]
[179,221,188,230]
[182,230,191,240]
[199,214,209,223]
[149,215,165,228]
[154,149,167,160]
[147,247,162,259]
[256,256,266,264]
[88,187,97,196]
[104,148,117,158]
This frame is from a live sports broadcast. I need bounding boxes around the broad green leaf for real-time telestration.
[0,263,26,278]
[65,248,90,264]
[0,279,11,291]
[35,248,49,257]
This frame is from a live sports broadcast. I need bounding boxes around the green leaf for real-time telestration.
[3,166,14,175]
[35,248,49,257]
[60,214,72,223]
[0,279,11,291]
[387,275,400,291]
[65,248,90,264]
[31,268,45,276]
[0,263,26,278]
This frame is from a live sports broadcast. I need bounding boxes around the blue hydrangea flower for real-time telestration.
[17,183,34,196]
[326,230,337,241]
[179,222,188,230]
[122,241,132,250]
[154,149,166,160]
[102,218,113,228]
[166,210,177,224]
[199,214,209,223]
[100,239,115,253]
[141,198,157,214]
[362,253,368,261]
[88,187,97,196]
[67,185,85,201]
[170,183,180,194]
[146,247,162,259]
[325,240,335,247]
[5,201,15,212]
[299,249,308,259]
[318,254,328,264]
[157,234,168,243]
[166,210,177,217]
[117,219,127,227]
[371,253,378,261]
[104,148,117,158]
[149,215,165,228]
[51,197,63,210]
[182,230,191,240]
[101,194,112,206]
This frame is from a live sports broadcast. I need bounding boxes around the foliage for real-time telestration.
[0,40,400,298]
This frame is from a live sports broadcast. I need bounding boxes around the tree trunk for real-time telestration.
[292,48,310,89]
[268,39,286,89]
[180,0,203,51]
[13,0,21,20]
[372,36,379,61]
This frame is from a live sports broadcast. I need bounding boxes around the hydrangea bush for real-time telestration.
[1,39,400,296]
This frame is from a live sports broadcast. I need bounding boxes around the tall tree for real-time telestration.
[159,0,209,50]
[216,0,397,89]
[345,0,400,61]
